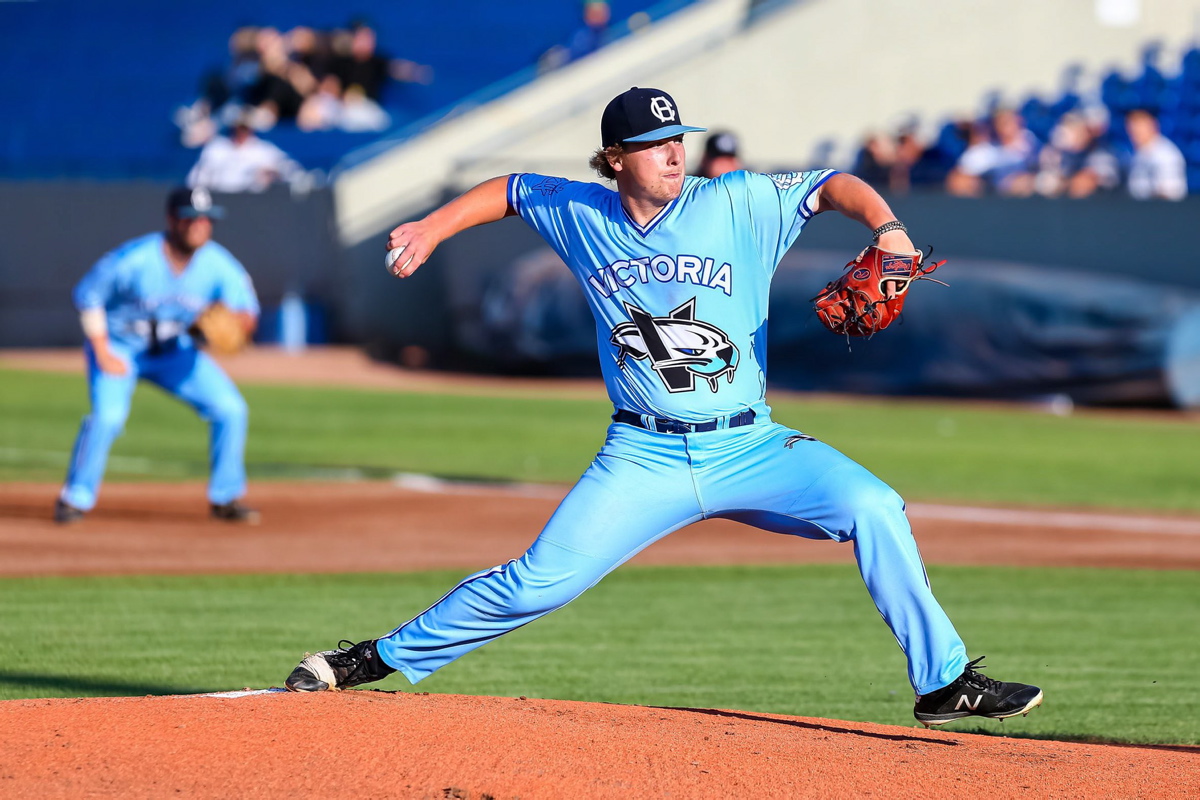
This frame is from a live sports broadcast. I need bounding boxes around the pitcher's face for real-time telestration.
[614,135,686,203]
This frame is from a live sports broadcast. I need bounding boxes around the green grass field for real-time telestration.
[2,366,1198,745]
[0,565,1195,744]
[3,367,1199,510]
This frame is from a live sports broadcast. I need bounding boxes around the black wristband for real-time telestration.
[872,220,907,241]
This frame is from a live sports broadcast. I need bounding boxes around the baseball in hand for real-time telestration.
[386,246,412,275]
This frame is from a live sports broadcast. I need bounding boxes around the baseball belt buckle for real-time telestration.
[657,418,694,434]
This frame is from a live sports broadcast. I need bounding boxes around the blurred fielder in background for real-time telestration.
[287,87,1043,728]
[55,187,261,525]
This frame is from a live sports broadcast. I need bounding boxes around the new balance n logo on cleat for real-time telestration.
[913,657,1043,727]
[955,694,984,712]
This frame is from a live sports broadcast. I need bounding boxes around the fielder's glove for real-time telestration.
[189,302,249,355]
[812,245,947,337]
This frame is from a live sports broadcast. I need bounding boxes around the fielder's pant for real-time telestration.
[60,343,249,510]
[376,420,968,694]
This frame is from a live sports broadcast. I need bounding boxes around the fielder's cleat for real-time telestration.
[210,500,261,524]
[54,499,86,524]
[914,656,1043,728]
[285,639,396,692]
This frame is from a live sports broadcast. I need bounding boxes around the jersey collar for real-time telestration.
[619,192,681,238]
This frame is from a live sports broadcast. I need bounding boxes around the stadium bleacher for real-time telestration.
[923,43,1200,194]
[0,0,689,180]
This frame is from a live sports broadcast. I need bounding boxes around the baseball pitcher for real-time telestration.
[287,88,1042,727]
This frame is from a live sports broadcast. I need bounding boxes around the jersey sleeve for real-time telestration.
[72,249,122,310]
[211,246,260,314]
[738,169,838,268]
[507,173,596,258]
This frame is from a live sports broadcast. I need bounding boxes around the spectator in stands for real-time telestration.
[332,20,432,106]
[186,116,306,193]
[287,26,333,83]
[297,74,346,132]
[695,131,744,178]
[178,26,263,148]
[539,0,612,72]
[242,27,308,128]
[853,131,896,189]
[945,109,1039,197]
[296,71,392,133]
[202,26,262,114]
[1124,108,1188,200]
[1034,110,1119,198]
[855,125,937,194]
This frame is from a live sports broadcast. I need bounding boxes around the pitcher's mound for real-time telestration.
[1,690,1195,798]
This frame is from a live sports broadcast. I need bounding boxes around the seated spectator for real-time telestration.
[287,26,333,83]
[853,132,896,188]
[332,20,432,106]
[695,131,744,178]
[202,26,262,114]
[242,27,308,128]
[1034,110,1119,198]
[1124,108,1188,200]
[186,117,306,193]
[945,109,1039,197]
[891,127,928,194]
[296,74,345,131]
[855,124,942,194]
[339,85,392,132]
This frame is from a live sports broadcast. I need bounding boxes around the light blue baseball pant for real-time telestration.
[376,419,969,694]
[60,342,249,510]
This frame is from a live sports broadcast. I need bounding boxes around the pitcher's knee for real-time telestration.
[501,560,601,617]
[829,472,906,534]
[211,395,248,425]
[90,407,130,437]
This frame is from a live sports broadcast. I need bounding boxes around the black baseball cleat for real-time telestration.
[914,656,1043,727]
[54,499,86,524]
[210,500,261,524]
[285,639,396,692]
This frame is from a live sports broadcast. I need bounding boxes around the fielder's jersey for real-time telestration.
[509,169,836,423]
[74,232,259,354]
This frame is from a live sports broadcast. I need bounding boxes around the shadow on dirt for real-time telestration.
[661,706,959,745]
[0,670,215,698]
[948,725,1200,752]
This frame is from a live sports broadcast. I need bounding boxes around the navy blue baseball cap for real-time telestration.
[166,186,225,219]
[600,87,706,148]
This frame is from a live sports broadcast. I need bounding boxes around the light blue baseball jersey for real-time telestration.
[62,231,257,511]
[74,232,259,354]
[508,169,836,423]
[373,167,970,696]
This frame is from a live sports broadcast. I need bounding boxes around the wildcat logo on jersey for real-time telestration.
[610,298,739,393]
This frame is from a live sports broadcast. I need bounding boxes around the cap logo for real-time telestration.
[191,188,213,213]
[649,96,676,123]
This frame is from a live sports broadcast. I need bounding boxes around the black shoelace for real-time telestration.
[959,656,1003,692]
[325,640,361,668]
